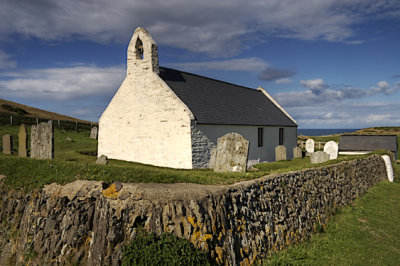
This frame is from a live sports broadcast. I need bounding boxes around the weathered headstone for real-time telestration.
[323,141,338,160]
[381,155,394,182]
[208,148,217,169]
[293,146,302,159]
[18,124,28,157]
[96,155,108,165]
[275,145,287,161]
[305,139,315,154]
[31,121,54,159]
[90,126,98,139]
[2,134,13,155]
[310,151,330,164]
[214,132,249,172]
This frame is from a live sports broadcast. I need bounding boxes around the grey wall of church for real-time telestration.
[191,121,216,168]
[192,124,297,167]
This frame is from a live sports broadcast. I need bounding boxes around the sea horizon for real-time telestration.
[298,128,359,136]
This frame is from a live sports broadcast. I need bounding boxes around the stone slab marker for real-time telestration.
[31,121,54,159]
[381,155,394,182]
[305,139,315,154]
[323,141,338,160]
[275,145,287,161]
[18,124,28,157]
[90,126,98,139]
[214,132,249,172]
[293,146,302,159]
[310,151,330,164]
[2,134,13,155]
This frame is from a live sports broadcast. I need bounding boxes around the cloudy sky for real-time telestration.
[0,0,399,129]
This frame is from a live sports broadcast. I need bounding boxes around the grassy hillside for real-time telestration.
[0,98,96,125]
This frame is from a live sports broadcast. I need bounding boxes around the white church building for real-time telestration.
[98,27,298,169]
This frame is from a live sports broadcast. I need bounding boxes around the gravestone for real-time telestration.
[381,155,394,182]
[214,132,249,172]
[293,146,302,159]
[31,121,54,159]
[2,134,13,155]
[323,141,338,160]
[275,145,287,161]
[90,126,98,139]
[18,124,28,157]
[305,139,315,154]
[208,148,217,169]
[96,155,108,165]
[310,151,330,164]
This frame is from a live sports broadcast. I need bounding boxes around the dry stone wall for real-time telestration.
[0,155,388,265]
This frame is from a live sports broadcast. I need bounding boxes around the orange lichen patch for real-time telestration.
[240,258,250,266]
[102,184,119,198]
[215,246,224,264]
[186,216,212,250]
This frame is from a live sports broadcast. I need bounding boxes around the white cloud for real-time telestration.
[275,79,400,107]
[0,0,399,56]
[0,65,124,100]
[300,78,328,90]
[168,57,268,72]
[287,102,400,129]
[0,50,17,69]
[275,78,293,84]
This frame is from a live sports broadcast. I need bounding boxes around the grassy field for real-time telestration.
[0,124,388,192]
[263,180,400,265]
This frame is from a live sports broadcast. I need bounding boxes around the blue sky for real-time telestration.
[0,0,399,129]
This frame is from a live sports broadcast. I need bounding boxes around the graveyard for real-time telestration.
[0,123,394,192]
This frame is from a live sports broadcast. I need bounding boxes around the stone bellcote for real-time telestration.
[127,27,159,74]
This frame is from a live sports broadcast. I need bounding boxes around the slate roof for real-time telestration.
[339,135,398,153]
[159,67,297,127]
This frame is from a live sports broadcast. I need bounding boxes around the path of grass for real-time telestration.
[263,180,400,265]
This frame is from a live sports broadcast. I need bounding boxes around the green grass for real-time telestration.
[262,180,400,265]
[0,125,394,193]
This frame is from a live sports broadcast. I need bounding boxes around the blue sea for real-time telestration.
[298,129,359,136]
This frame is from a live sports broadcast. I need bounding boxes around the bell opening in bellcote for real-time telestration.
[135,38,144,60]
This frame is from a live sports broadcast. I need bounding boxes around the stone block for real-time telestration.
[323,141,338,160]
[305,139,314,154]
[214,132,249,172]
[275,145,287,161]
[96,155,108,165]
[2,134,13,155]
[31,121,54,159]
[293,146,302,159]
[18,124,28,157]
[90,126,98,139]
[310,151,330,164]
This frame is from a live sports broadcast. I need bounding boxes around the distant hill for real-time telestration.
[0,98,95,124]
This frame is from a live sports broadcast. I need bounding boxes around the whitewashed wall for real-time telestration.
[98,28,194,169]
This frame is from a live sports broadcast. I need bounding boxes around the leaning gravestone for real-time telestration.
[31,121,54,159]
[310,151,330,164]
[275,145,287,161]
[2,134,13,155]
[90,126,98,139]
[18,124,28,157]
[305,139,315,154]
[293,146,302,159]
[214,132,249,172]
[323,141,338,160]
[381,155,394,182]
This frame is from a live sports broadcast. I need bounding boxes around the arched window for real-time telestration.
[135,38,144,60]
